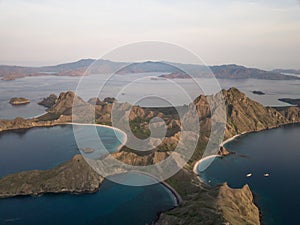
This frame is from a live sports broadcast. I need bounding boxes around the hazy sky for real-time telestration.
[0,0,299,69]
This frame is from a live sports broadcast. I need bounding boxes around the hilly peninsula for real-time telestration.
[0,155,103,198]
[0,88,299,225]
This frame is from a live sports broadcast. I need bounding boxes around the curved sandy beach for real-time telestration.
[193,133,244,177]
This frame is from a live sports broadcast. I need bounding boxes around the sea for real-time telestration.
[198,124,300,225]
[0,125,177,225]
[0,73,300,225]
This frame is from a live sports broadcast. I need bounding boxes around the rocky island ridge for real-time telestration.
[0,88,299,224]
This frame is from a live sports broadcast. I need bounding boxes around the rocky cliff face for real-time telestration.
[217,183,260,225]
[275,106,300,122]
[38,94,57,108]
[0,155,103,198]
[194,87,293,139]
[222,88,289,138]
[155,183,260,225]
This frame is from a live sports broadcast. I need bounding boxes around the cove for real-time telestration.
[197,124,300,225]
[0,125,177,225]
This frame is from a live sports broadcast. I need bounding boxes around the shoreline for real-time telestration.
[113,170,182,206]
[191,122,300,224]
[63,122,128,151]
[220,133,243,147]
[192,154,220,175]
[0,119,183,208]
[192,122,300,180]
[118,171,182,225]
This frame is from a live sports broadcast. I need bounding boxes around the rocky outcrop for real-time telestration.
[38,94,57,108]
[103,97,116,104]
[217,183,260,225]
[275,106,300,122]
[222,88,291,138]
[9,97,30,105]
[218,146,231,156]
[0,155,103,198]
[88,97,105,106]
[156,183,260,225]
[45,91,101,123]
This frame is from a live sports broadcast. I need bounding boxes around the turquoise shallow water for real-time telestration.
[0,125,176,225]
[198,124,300,225]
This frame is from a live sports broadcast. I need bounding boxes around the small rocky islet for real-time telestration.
[252,90,265,95]
[9,97,30,105]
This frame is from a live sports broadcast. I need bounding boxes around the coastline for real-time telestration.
[192,155,220,175]
[220,133,242,147]
[1,88,299,225]
[192,122,300,180]
[118,170,182,206]
[0,120,183,210]
[63,122,128,151]
[192,134,243,180]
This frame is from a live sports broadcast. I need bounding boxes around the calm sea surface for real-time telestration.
[0,125,176,225]
[1,74,300,119]
[1,75,300,224]
[198,124,300,225]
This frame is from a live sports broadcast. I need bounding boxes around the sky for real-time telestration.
[0,0,299,69]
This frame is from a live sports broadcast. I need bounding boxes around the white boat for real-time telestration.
[264,173,270,177]
[246,173,252,177]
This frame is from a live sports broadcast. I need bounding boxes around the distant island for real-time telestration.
[0,59,299,81]
[273,68,300,75]
[278,98,300,106]
[252,91,265,95]
[159,72,190,79]
[9,97,30,105]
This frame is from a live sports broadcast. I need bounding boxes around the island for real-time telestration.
[159,72,190,79]
[0,88,299,225]
[278,98,300,107]
[273,68,300,75]
[1,59,300,81]
[252,90,265,95]
[9,97,30,105]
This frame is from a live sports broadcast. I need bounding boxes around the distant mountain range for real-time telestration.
[0,59,299,80]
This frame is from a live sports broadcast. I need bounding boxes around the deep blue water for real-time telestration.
[0,125,124,177]
[0,125,176,225]
[199,124,300,225]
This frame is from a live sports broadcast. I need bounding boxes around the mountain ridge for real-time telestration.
[0,59,299,80]
[0,88,299,225]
